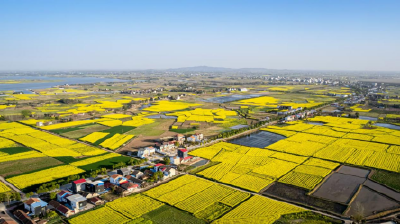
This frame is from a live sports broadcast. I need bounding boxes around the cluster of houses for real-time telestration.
[282,109,316,122]
[13,164,178,221]
[120,87,165,95]
[226,87,248,92]
[137,134,203,159]
[169,148,195,165]
[276,105,304,115]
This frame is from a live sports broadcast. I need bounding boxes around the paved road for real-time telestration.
[0,176,23,196]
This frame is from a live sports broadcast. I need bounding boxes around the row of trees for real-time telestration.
[0,191,21,203]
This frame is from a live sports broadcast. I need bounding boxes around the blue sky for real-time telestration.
[0,1,399,71]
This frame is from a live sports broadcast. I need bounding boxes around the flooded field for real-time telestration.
[359,116,378,121]
[229,131,286,148]
[346,186,400,216]
[374,123,400,130]
[204,94,262,103]
[230,124,249,130]
[312,172,366,204]
[364,180,400,201]
[147,115,177,119]
[263,182,347,214]
[306,122,324,126]
[337,166,370,178]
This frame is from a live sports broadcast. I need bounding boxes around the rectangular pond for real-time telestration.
[203,94,262,103]
[228,131,286,148]
[374,123,400,130]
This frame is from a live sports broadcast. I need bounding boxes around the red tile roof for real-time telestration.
[179,149,188,152]
[57,204,71,214]
[72,179,86,184]
[182,156,192,160]
[57,190,71,196]
[24,198,40,205]
[111,174,122,179]
[154,163,164,167]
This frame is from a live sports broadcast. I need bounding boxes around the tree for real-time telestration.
[21,110,31,118]
[14,192,21,201]
[163,156,171,165]
[50,192,57,200]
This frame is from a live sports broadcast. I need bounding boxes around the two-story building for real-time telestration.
[24,198,48,216]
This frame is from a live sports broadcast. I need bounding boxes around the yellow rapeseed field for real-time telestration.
[143,100,201,112]
[0,182,11,193]
[7,165,85,189]
[214,195,304,224]
[79,132,109,143]
[100,133,134,150]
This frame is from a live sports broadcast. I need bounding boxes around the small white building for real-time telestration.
[187,133,204,142]
[66,194,87,210]
[169,156,181,165]
[137,146,156,158]
[239,88,248,92]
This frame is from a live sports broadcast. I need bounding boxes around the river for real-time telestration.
[0,76,128,93]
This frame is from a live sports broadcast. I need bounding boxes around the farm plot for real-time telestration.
[99,133,134,150]
[142,205,206,224]
[278,164,332,191]
[262,182,348,214]
[346,186,400,217]
[6,165,85,189]
[58,124,110,139]
[0,123,106,157]
[167,108,238,124]
[229,131,286,148]
[144,175,250,221]
[143,100,201,112]
[106,194,164,219]
[312,172,366,204]
[0,157,63,177]
[69,206,130,224]
[0,181,11,193]
[191,141,341,192]
[213,195,304,224]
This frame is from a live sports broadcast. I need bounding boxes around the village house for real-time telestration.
[152,163,164,172]
[169,156,181,165]
[126,175,144,187]
[176,148,194,163]
[66,194,87,211]
[56,190,72,203]
[137,146,156,158]
[155,141,176,153]
[110,174,128,186]
[117,168,131,176]
[71,179,86,193]
[81,192,98,199]
[178,148,188,158]
[175,134,185,145]
[85,181,105,193]
[131,170,143,178]
[48,200,74,217]
[89,197,104,206]
[141,170,154,181]
[13,210,34,224]
[186,133,203,143]
[23,198,48,217]
[121,182,138,193]
[158,166,177,179]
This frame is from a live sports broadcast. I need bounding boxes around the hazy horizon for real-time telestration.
[1,0,399,72]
